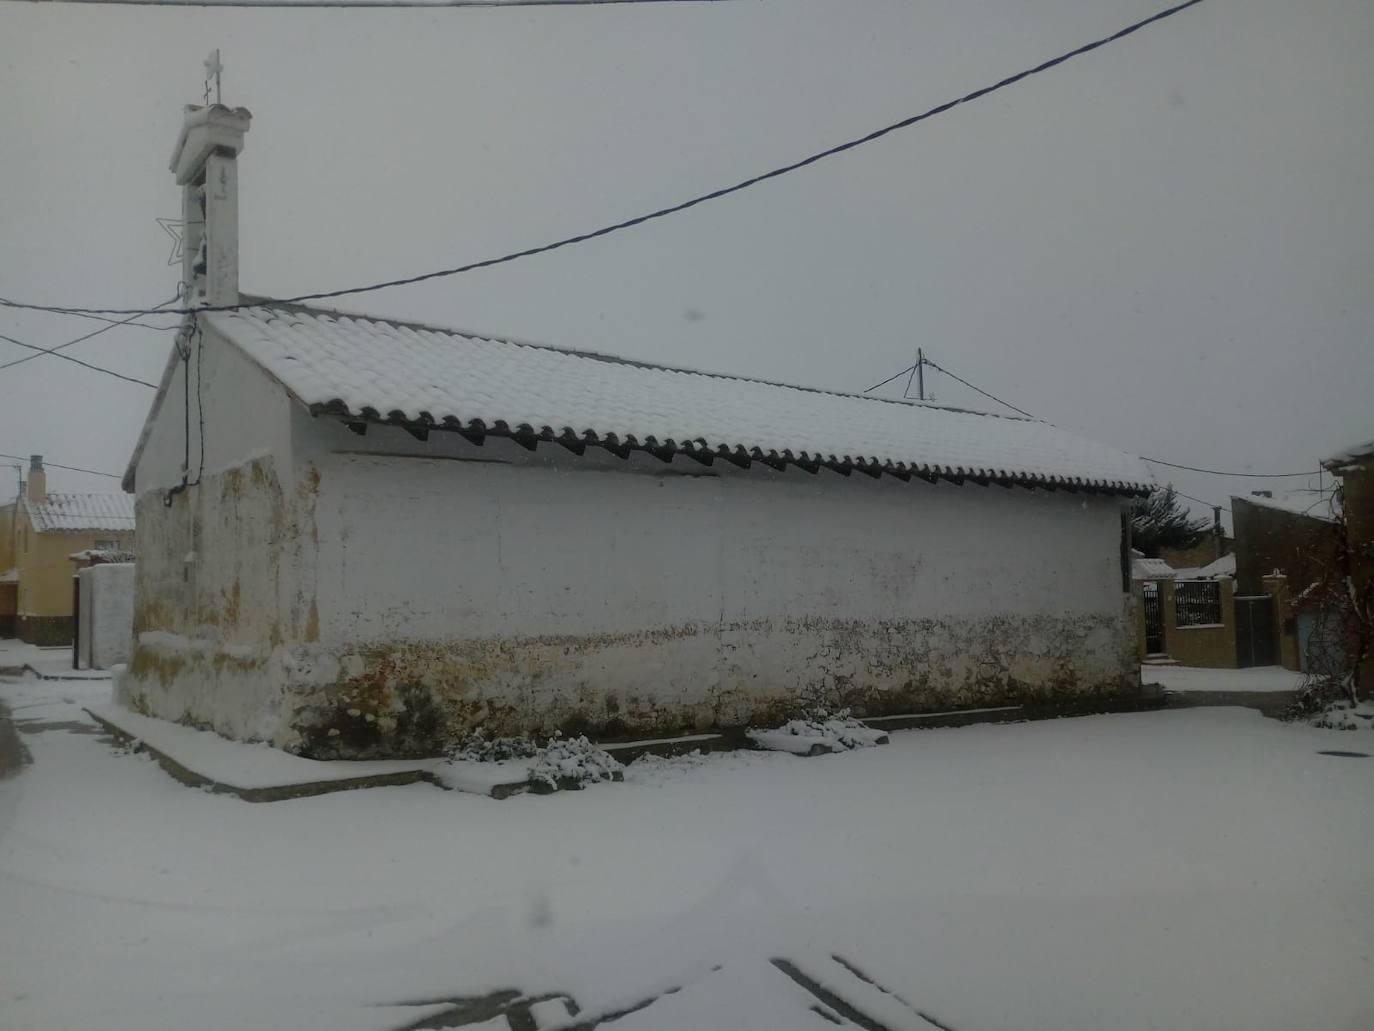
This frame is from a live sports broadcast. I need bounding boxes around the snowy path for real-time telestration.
[2,672,1372,1031]
[1141,664,1305,694]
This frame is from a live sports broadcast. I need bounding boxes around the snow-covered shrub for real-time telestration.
[528,734,624,791]
[453,728,538,763]
[747,707,888,755]
[1305,699,1374,731]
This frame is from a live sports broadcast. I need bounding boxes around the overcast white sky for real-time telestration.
[2,0,1371,525]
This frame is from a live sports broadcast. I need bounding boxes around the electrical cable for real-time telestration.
[0,331,159,388]
[1139,457,1317,479]
[4,0,729,7]
[921,358,1036,418]
[0,0,1207,319]
[0,452,122,479]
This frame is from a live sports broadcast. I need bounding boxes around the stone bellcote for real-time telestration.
[170,104,252,307]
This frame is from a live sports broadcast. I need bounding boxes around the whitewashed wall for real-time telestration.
[120,347,1137,758]
[78,563,136,669]
[286,418,1136,757]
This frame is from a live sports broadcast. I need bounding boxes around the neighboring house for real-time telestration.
[1130,549,1242,667]
[116,103,1155,759]
[1321,439,1374,690]
[0,498,15,638]
[1158,527,1232,571]
[1,456,136,644]
[1230,492,1337,596]
[1130,491,1339,671]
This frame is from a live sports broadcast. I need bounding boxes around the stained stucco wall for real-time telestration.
[118,342,1139,757]
[117,324,307,739]
[289,440,1137,756]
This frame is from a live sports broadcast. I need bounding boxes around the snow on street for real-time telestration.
[3,671,1373,1031]
[1141,663,1305,694]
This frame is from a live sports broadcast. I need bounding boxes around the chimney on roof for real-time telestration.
[27,455,45,505]
[1251,490,1273,499]
[170,97,251,307]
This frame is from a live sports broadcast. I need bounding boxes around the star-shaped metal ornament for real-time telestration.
[156,217,185,266]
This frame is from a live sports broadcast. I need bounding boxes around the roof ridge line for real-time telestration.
[228,297,1040,425]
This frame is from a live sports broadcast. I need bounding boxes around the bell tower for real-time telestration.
[169,73,251,306]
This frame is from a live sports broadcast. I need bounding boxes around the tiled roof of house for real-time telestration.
[203,304,1154,495]
[22,492,136,534]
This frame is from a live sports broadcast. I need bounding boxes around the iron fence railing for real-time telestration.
[1175,579,1222,627]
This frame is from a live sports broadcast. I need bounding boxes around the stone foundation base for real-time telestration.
[18,615,74,646]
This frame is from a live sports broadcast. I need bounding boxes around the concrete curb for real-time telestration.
[25,664,112,682]
[84,688,1168,803]
[85,708,439,802]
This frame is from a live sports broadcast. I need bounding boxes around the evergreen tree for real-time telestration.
[1130,484,1210,557]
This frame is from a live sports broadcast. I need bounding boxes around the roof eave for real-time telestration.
[309,403,1153,499]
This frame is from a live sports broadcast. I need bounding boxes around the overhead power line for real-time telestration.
[1173,489,1220,509]
[862,363,918,396]
[12,0,725,5]
[921,358,1036,419]
[0,452,122,479]
[862,355,1321,488]
[0,298,177,388]
[8,0,726,6]
[0,330,159,389]
[0,0,1207,320]
[1139,457,1317,479]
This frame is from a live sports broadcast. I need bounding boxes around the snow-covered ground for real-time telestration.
[3,672,1373,1031]
[0,637,111,679]
[1141,663,1305,693]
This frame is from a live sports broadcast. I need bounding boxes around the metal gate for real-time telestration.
[1142,583,1165,654]
[1234,595,1276,668]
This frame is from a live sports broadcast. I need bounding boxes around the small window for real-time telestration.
[1175,580,1221,626]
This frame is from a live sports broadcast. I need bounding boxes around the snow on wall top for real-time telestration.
[1131,557,1177,580]
[1171,553,1236,580]
[1230,493,1335,523]
[207,305,1154,493]
[1323,438,1374,471]
[22,492,136,534]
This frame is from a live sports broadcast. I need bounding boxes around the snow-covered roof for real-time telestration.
[1171,553,1236,580]
[196,304,1153,494]
[69,548,137,564]
[1231,493,1334,523]
[1131,557,1176,580]
[22,492,136,534]
[1323,438,1374,472]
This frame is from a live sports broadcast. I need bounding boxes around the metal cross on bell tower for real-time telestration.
[203,49,223,106]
